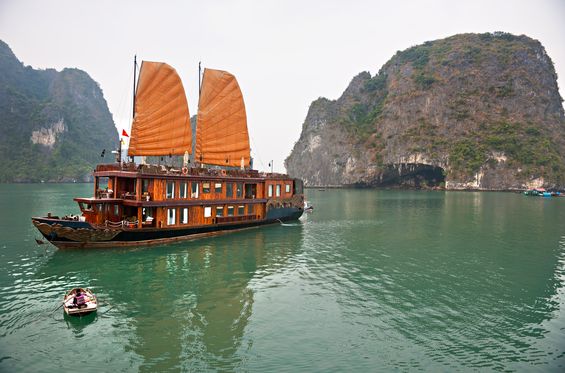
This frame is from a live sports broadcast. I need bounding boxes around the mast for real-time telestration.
[133,55,137,118]
[198,61,202,98]
[196,61,202,166]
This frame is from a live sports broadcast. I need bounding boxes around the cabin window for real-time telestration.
[268,185,273,197]
[180,182,188,198]
[166,181,175,199]
[236,183,243,198]
[285,184,291,193]
[142,179,150,194]
[204,206,212,218]
[226,183,233,198]
[238,205,245,215]
[191,182,199,198]
[114,204,119,216]
[182,208,188,224]
[142,207,154,222]
[216,206,224,217]
[167,208,176,225]
[245,184,256,199]
[215,183,222,193]
[79,202,91,212]
[98,177,109,190]
[227,206,234,216]
[248,204,255,214]
[276,184,281,197]
[203,182,210,193]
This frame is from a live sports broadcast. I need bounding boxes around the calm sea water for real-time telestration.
[0,184,564,372]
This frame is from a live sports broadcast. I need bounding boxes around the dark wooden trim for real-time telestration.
[122,198,268,207]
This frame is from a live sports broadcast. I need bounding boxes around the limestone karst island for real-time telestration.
[285,32,565,191]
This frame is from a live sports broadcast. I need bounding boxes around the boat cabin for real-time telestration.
[75,163,302,230]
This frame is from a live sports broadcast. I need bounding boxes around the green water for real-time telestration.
[1,184,564,372]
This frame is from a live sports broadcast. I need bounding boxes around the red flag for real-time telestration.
[122,129,129,137]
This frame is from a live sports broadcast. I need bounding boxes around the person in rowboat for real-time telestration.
[73,289,87,309]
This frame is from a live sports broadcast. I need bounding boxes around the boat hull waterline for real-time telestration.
[32,208,303,249]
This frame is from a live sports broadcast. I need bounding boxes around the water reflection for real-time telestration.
[304,190,565,370]
[39,225,304,371]
[2,185,565,372]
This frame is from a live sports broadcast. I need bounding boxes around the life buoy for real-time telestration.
[182,167,188,175]
[221,169,227,176]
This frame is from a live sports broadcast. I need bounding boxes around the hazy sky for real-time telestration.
[1,0,564,172]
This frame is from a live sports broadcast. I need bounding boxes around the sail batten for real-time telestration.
[128,61,192,156]
[196,68,250,167]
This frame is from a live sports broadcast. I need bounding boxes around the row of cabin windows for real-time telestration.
[267,184,292,198]
[167,204,255,225]
[166,181,246,199]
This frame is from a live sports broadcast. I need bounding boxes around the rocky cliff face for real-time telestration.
[0,40,118,182]
[285,33,565,190]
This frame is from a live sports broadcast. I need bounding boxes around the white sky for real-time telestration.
[1,0,564,172]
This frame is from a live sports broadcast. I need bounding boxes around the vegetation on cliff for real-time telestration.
[0,40,118,182]
[286,32,565,189]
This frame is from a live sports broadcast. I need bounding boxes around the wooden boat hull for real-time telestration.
[32,207,303,249]
[63,288,97,315]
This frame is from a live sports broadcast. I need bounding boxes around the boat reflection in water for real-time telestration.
[41,224,304,371]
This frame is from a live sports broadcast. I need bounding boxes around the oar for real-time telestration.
[49,302,64,315]
[99,305,115,316]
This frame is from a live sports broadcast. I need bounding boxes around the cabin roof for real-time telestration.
[74,197,123,204]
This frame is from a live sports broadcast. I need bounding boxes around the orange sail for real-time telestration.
[196,68,250,167]
[128,61,192,156]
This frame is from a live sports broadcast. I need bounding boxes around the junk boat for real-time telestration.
[32,60,304,248]
[63,288,97,316]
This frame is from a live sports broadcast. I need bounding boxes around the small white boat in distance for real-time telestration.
[63,288,97,316]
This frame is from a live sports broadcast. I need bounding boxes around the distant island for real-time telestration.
[285,32,565,190]
[0,40,118,183]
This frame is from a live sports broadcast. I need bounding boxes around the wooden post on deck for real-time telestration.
[136,178,141,200]
[137,207,142,229]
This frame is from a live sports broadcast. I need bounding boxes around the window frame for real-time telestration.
[166,181,175,199]
[182,207,188,224]
[216,206,224,217]
[167,208,176,225]
[191,182,199,198]
[179,182,188,199]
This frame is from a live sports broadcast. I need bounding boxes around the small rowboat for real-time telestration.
[63,288,97,316]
